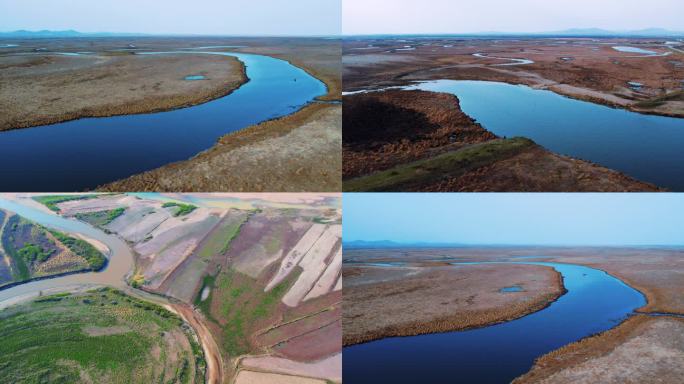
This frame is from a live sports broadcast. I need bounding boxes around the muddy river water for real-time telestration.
[343,261,646,384]
[0,198,133,306]
[0,51,326,191]
[404,80,684,190]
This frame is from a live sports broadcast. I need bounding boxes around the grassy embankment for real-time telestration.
[162,202,198,217]
[344,137,535,191]
[0,288,205,384]
[190,212,299,357]
[633,90,684,108]
[32,194,99,212]
[0,215,107,284]
[75,208,126,227]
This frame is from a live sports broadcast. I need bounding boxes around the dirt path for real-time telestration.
[174,303,224,384]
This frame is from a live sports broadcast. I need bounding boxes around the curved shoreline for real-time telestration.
[343,260,649,344]
[0,53,249,132]
[343,263,566,347]
[0,199,222,383]
[344,260,647,383]
[348,63,683,118]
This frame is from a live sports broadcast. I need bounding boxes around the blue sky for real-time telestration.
[0,0,341,36]
[344,193,684,246]
[343,0,684,35]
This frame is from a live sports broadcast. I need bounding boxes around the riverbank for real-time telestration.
[343,37,684,118]
[98,103,342,192]
[343,261,565,346]
[351,246,684,382]
[342,89,661,191]
[514,314,684,383]
[0,51,247,131]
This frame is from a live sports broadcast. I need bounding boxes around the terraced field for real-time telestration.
[0,288,204,384]
[51,193,343,383]
[0,208,107,288]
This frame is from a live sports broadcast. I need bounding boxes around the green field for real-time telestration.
[196,267,300,357]
[32,195,99,212]
[197,214,248,261]
[0,288,204,384]
[162,202,197,217]
[49,230,107,271]
[75,208,126,227]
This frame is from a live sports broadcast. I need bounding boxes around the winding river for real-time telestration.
[404,80,684,190]
[0,198,133,306]
[0,51,326,191]
[343,261,646,384]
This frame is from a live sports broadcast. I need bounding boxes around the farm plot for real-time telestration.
[0,211,105,285]
[0,288,204,384]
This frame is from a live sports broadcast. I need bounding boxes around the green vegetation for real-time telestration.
[1,233,29,281]
[634,90,684,109]
[17,243,54,264]
[32,194,99,212]
[75,207,126,227]
[200,268,300,356]
[49,230,106,271]
[197,215,248,260]
[162,202,197,217]
[344,137,536,192]
[194,274,216,314]
[0,288,203,384]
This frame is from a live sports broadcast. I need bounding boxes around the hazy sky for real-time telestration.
[343,0,684,35]
[0,0,341,36]
[344,194,684,246]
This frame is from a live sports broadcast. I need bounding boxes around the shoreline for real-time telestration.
[343,265,566,347]
[513,314,684,383]
[345,76,683,119]
[97,102,341,192]
[0,53,249,132]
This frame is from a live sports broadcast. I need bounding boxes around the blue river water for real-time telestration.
[343,261,646,384]
[405,80,684,190]
[0,51,326,191]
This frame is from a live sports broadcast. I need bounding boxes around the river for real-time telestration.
[343,261,646,383]
[0,51,326,191]
[404,80,684,190]
[0,198,133,306]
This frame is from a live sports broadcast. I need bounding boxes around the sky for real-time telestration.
[0,0,341,36]
[343,0,684,35]
[344,193,684,246]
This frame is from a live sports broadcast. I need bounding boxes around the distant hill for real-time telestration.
[344,240,468,249]
[347,28,684,38]
[548,28,684,37]
[0,30,147,38]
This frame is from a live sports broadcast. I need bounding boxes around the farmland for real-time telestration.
[46,193,343,383]
[0,288,203,384]
[0,208,107,287]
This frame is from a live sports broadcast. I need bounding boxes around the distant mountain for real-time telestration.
[548,28,684,37]
[0,30,147,38]
[344,240,467,249]
[348,28,684,38]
